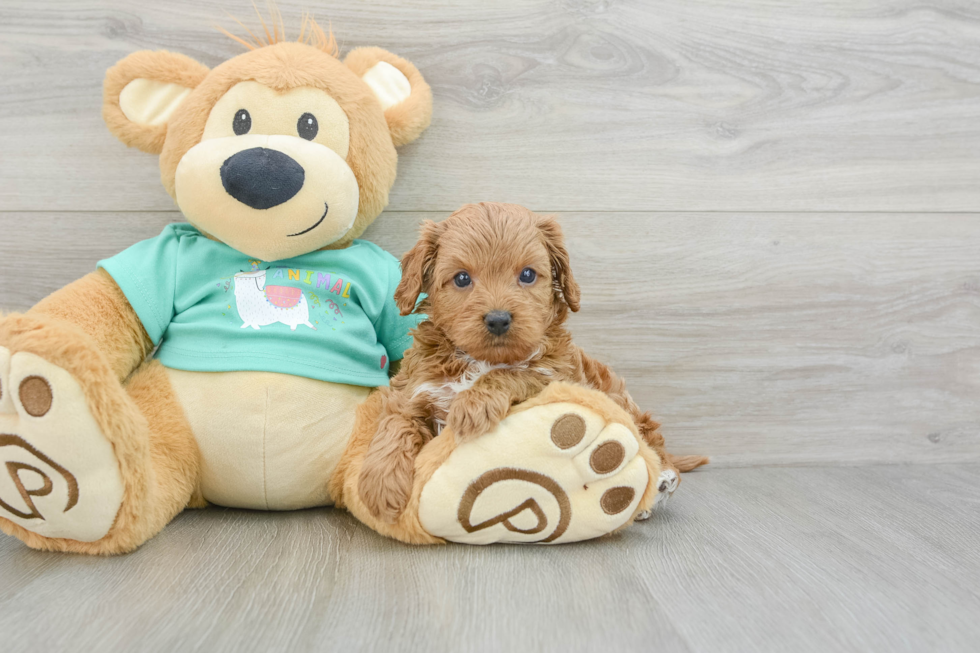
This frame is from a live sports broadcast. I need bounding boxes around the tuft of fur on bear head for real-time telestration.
[101,14,432,261]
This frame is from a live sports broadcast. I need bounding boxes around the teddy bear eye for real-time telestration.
[233,109,251,135]
[519,267,537,284]
[453,271,472,288]
[298,113,319,140]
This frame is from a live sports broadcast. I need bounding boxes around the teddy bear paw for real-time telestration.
[0,347,124,542]
[417,399,651,544]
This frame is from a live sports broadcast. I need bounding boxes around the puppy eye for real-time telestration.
[453,271,472,288]
[298,113,319,140]
[233,109,251,135]
[519,267,537,284]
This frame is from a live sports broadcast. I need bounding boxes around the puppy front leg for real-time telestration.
[447,370,546,442]
[358,392,433,523]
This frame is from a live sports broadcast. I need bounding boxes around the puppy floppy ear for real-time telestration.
[344,47,433,147]
[395,220,443,315]
[103,50,210,154]
[538,215,581,313]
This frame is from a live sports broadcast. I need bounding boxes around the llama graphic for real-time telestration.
[234,269,316,331]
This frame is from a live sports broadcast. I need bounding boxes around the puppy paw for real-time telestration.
[446,389,510,442]
[633,468,680,521]
[654,467,680,503]
[418,388,654,544]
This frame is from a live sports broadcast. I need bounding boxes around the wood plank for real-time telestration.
[639,464,980,653]
[2,465,979,652]
[1,211,977,465]
[3,1,980,212]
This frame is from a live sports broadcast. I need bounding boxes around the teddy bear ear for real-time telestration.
[344,47,433,147]
[103,50,210,154]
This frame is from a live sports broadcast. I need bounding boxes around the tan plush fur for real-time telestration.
[158,43,394,225]
[5,14,685,552]
[357,203,707,523]
[29,269,153,380]
[330,390,445,544]
[334,380,663,544]
[216,11,339,57]
[344,47,433,148]
[103,16,431,249]
[1,19,433,554]
[104,41,431,249]
[103,50,211,155]
[0,312,200,554]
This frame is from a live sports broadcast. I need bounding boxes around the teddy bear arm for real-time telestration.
[28,269,153,381]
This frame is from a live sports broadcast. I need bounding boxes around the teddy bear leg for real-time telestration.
[330,390,444,545]
[412,382,662,545]
[0,317,200,555]
[335,382,662,545]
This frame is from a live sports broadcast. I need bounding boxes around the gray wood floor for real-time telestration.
[1,1,979,651]
[2,464,978,653]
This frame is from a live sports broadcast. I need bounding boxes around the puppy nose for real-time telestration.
[220,147,305,210]
[484,311,512,336]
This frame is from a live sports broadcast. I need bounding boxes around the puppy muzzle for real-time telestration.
[484,311,512,336]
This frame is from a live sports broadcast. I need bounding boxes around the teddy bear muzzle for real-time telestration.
[173,133,360,261]
[220,146,306,210]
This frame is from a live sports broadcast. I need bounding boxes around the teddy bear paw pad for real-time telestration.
[0,348,124,541]
[418,402,649,544]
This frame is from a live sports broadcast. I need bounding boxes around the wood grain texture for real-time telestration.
[3,0,980,212]
[2,464,978,653]
[3,3,979,651]
[2,211,977,465]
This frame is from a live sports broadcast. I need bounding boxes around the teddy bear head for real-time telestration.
[102,19,431,261]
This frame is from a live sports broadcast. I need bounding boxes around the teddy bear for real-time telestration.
[0,18,666,553]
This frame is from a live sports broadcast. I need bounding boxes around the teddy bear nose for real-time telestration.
[220,147,305,210]
[484,311,512,336]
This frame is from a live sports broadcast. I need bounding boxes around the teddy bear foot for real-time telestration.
[0,346,125,542]
[417,388,656,544]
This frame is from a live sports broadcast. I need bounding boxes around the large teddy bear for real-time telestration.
[0,21,663,553]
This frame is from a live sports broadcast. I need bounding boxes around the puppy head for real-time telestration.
[396,202,581,365]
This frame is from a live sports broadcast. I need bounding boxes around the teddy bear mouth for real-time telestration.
[287,202,329,237]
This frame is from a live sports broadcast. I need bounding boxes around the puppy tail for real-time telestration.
[668,453,710,473]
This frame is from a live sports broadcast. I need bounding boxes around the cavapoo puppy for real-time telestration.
[358,202,706,523]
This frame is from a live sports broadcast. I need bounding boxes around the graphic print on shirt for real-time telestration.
[233,268,317,331]
[229,260,356,332]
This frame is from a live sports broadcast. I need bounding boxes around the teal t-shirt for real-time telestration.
[98,224,421,387]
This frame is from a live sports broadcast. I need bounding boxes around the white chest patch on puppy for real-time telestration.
[414,350,549,433]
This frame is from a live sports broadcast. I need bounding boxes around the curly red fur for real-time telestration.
[358,202,706,523]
